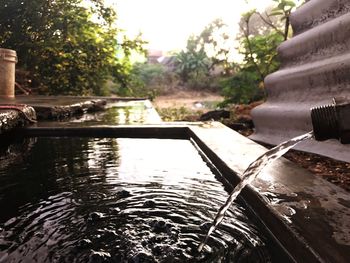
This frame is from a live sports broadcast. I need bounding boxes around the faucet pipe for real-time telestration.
[311,98,350,144]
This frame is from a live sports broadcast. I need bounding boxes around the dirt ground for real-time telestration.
[154,90,350,192]
[153,90,223,110]
[284,150,350,192]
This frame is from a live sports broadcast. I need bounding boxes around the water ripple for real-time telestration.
[0,138,272,262]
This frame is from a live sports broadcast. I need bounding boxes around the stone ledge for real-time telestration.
[0,96,107,120]
[0,106,36,135]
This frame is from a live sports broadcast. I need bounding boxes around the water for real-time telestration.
[0,137,277,262]
[198,131,314,252]
[69,100,161,125]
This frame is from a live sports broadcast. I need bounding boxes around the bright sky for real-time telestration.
[110,0,274,52]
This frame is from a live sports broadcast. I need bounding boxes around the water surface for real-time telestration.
[0,137,273,262]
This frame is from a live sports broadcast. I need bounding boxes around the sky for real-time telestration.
[111,0,274,52]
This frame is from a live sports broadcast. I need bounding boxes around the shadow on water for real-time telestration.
[0,137,285,262]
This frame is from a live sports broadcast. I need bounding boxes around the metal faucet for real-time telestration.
[310,98,350,144]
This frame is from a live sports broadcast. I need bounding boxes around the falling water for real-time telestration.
[198,131,314,252]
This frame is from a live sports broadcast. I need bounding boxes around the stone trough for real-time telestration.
[1,0,350,262]
[5,121,348,263]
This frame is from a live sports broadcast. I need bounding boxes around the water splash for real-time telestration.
[198,131,314,252]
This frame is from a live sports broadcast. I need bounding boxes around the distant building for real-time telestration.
[147,49,163,64]
[158,55,177,71]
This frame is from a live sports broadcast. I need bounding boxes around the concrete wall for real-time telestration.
[250,0,350,162]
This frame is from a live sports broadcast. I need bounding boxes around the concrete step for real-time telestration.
[264,52,350,100]
[279,12,350,66]
[291,0,350,35]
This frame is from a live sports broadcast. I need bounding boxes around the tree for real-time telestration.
[174,18,236,84]
[125,63,171,98]
[238,10,284,83]
[197,18,234,72]
[256,0,298,40]
[0,0,145,95]
[220,0,302,105]
[174,35,210,83]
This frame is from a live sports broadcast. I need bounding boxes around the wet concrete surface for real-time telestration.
[0,95,107,120]
[0,105,36,135]
[0,96,161,134]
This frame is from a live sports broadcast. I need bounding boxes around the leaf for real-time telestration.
[0,0,146,95]
[271,7,282,11]
[270,10,284,16]
[284,0,296,7]
[278,3,286,9]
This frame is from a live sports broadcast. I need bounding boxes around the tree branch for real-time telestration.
[240,18,265,82]
[256,12,285,37]
[284,13,290,40]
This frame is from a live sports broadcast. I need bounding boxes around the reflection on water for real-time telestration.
[0,138,274,262]
[70,100,162,125]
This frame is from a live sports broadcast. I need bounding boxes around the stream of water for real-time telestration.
[198,131,314,252]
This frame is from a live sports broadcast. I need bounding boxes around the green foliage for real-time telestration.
[197,19,233,71]
[186,73,221,92]
[174,19,234,85]
[174,47,221,91]
[220,70,264,105]
[134,63,166,85]
[220,0,302,105]
[270,0,297,39]
[240,31,284,79]
[174,36,211,83]
[0,0,145,95]
[220,30,283,105]
[119,63,179,99]
[271,0,296,17]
